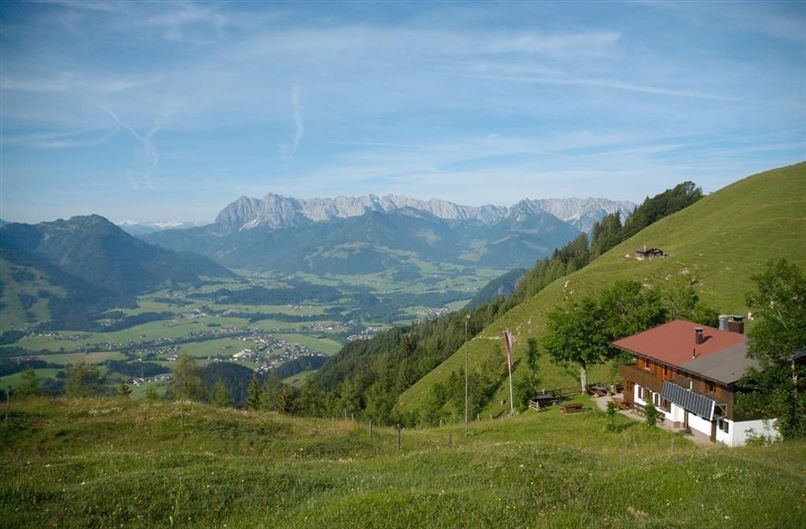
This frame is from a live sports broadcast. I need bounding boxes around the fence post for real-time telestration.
[368,419,373,439]
[396,424,401,450]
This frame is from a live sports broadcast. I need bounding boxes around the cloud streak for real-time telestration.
[98,105,162,189]
[291,83,304,156]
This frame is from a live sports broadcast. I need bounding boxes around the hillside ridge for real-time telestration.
[397,162,806,414]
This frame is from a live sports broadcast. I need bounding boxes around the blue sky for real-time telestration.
[1,0,804,223]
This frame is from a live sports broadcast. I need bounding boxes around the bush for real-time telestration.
[606,400,618,431]
[645,402,660,428]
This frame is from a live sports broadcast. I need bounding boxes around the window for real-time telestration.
[706,381,716,393]
[661,399,671,412]
[652,392,661,407]
[718,418,730,433]
[662,365,669,377]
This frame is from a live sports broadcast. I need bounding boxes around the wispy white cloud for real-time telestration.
[460,72,741,102]
[478,31,621,55]
[30,0,126,13]
[291,83,304,155]
[98,105,162,189]
[1,131,110,150]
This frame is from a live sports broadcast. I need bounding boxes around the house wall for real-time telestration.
[687,413,712,438]
[634,384,676,422]
[669,403,685,423]
[630,381,782,446]
[717,418,780,447]
[624,357,737,419]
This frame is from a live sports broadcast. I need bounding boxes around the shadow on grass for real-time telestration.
[607,421,638,434]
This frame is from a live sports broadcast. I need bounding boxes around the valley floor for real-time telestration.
[1,396,804,529]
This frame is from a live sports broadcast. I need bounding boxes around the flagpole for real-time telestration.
[507,339,514,416]
[504,329,514,416]
[464,313,470,436]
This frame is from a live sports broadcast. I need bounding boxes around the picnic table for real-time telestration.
[615,398,631,411]
[587,384,609,397]
[528,393,557,410]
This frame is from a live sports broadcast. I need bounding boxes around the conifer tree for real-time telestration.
[245,377,263,410]
[211,379,234,408]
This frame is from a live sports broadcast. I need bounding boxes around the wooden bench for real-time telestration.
[560,403,585,414]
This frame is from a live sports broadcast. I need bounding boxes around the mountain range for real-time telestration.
[211,193,634,235]
[117,220,206,236]
[143,193,633,274]
[0,215,233,328]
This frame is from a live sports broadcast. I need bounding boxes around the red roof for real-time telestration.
[611,320,746,368]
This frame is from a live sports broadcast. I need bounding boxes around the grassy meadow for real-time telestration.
[1,396,803,529]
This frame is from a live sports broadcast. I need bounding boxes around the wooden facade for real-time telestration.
[619,356,739,421]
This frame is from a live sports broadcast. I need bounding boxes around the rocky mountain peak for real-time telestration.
[211,192,634,235]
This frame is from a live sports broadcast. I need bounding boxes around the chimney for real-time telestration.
[728,316,744,334]
[718,315,729,331]
[695,327,704,345]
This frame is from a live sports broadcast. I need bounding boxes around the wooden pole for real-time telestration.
[464,313,470,436]
[396,424,401,450]
[507,329,514,416]
[368,419,373,440]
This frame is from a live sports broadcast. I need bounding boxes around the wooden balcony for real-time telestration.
[619,363,663,393]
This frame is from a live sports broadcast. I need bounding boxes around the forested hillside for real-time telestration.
[398,163,806,417]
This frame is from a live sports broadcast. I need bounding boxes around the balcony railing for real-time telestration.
[618,363,663,393]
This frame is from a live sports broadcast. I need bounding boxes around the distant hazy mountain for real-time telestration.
[117,220,206,236]
[0,215,233,297]
[0,219,9,226]
[211,193,633,235]
[212,193,509,235]
[524,198,635,233]
[145,206,581,272]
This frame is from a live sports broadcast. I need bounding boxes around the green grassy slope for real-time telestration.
[2,397,804,528]
[398,162,806,413]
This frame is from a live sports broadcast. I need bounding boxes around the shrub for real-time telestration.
[645,403,660,428]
